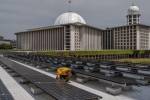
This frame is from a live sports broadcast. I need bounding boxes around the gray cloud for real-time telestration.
[0,0,150,39]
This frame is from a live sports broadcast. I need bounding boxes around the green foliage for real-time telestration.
[117,58,150,64]
[30,50,134,57]
[0,43,13,49]
[8,50,150,58]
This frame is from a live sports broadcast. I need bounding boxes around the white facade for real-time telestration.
[16,26,65,51]
[16,24,103,51]
[80,26,102,50]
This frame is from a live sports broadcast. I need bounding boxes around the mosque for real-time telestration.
[15,2,150,51]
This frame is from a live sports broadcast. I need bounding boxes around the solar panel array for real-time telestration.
[0,80,14,100]
[7,54,147,86]
[0,57,101,100]
[74,69,137,85]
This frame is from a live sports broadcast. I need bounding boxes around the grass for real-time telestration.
[33,50,135,56]
[116,58,150,64]
[3,50,150,56]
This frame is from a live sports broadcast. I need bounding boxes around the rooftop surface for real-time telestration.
[0,79,14,100]
[0,57,101,100]
[0,66,35,100]
[1,56,150,100]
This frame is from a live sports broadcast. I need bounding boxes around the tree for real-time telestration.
[0,43,13,49]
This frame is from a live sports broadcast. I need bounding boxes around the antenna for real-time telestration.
[68,0,71,4]
[67,0,72,12]
[131,0,136,6]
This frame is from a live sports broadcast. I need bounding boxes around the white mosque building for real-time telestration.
[16,12,103,51]
[15,3,150,51]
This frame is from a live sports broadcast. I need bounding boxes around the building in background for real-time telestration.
[0,36,4,40]
[0,36,11,45]
[16,12,103,51]
[0,36,16,48]
[15,3,150,51]
[103,3,150,50]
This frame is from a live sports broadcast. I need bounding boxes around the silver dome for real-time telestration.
[54,12,86,25]
[128,5,140,15]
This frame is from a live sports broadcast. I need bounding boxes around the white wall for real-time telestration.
[0,41,11,45]
[80,26,102,50]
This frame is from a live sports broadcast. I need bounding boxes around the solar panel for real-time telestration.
[0,57,101,100]
[36,82,98,100]
[74,69,137,85]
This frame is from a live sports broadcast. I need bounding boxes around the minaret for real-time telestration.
[127,1,141,25]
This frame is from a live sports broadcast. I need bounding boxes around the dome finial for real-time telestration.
[131,0,136,6]
[67,0,72,12]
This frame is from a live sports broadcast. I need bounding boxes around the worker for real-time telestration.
[56,67,72,82]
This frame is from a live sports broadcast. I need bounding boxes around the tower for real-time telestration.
[127,1,141,25]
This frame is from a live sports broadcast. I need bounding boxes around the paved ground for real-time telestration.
[0,66,35,100]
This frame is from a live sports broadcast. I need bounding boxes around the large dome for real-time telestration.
[54,12,86,25]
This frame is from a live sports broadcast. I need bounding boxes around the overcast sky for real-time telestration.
[0,0,150,40]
